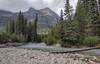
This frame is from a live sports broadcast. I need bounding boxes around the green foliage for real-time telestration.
[83,36,100,47]
[0,32,27,43]
[15,11,28,35]
[46,20,78,47]
[46,0,78,47]
[4,11,39,43]
[64,0,73,20]
[0,32,10,43]
[1,0,100,47]
[74,0,100,44]
[60,21,79,47]
[46,0,100,47]
[26,14,38,42]
[10,34,27,43]
[41,34,47,43]
[0,26,6,32]
[75,0,88,44]
[32,14,38,42]
[35,34,42,43]
[6,19,15,34]
[27,22,34,42]
[46,27,59,45]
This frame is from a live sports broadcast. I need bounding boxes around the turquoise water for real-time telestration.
[20,43,100,56]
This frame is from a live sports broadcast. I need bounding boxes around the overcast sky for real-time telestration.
[0,0,78,14]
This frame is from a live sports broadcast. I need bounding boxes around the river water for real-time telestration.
[19,43,100,56]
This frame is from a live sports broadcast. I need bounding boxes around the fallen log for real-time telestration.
[50,46,100,54]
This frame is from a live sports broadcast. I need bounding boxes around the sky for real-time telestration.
[0,0,78,15]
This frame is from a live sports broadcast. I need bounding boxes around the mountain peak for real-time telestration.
[40,7,52,11]
[39,7,59,17]
[0,7,59,28]
[43,7,51,10]
[28,7,37,12]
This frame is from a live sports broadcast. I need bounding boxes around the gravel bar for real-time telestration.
[0,48,100,64]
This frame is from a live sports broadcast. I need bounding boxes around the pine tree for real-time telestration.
[15,11,22,34]
[32,14,38,42]
[6,19,15,34]
[63,0,78,47]
[46,10,64,45]
[60,9,64,21]
[98,0,100,12]
[75,0,100,44]
[89,0,100,36]
[58,9,67,46]
[64,0,73,21]
[75,0,88,44]
[15,11,27,35]
[27,22,33,41]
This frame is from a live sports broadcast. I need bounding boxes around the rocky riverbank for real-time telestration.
[0,48,100,64]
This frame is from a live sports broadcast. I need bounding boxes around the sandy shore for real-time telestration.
[0,48,100,64]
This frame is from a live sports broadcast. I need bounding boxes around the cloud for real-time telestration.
[0,0,30,12]
[0,0,78,14]
[29,0,46,9]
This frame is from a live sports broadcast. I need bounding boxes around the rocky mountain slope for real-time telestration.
[0,7,59,28]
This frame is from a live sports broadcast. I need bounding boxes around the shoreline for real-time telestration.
[0,43,100,56]
[0,47,100,64]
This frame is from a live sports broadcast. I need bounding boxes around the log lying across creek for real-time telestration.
[50,46,100,54]
[18,44,100,54]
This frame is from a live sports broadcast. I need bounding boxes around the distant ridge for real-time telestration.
[0,7,59,28]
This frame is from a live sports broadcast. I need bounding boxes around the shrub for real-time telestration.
[83,36,100,47]
[46,35,57,45]
[0,32,10,43]
[45,29,58,46]
[10,34,26,43]
[36,34,42,43]
[41,34,47,42]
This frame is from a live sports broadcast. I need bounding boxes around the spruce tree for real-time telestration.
[27,22,33,42]
[6,19,15,34]
[89,0,100,36]
[15,11,27,35]
[63,0,78,47]
[75,0,100,44]
[98,0,100,12]
[75,0,88,44]
[64,0,73,21]
[60,9,64,21]
[32,14,38,42]
[58,9,66,46]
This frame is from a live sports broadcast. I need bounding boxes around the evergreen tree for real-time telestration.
[15,11,23,34]
[98,0,100,12]
[64,0,73,21]
[88,0,100,36]
[60,9,64,21]
[15,11,28,35]
[46,10,64,45]
[27,22,33,41]
[63,0,78,47]
[75,0,100,44]
[32,14,38,42]
[6,19,15,34]
[75,0,88,44]
[58,10,67,46]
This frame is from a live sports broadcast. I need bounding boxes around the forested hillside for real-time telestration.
[46,0,100,47]
[0,0,100,48]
